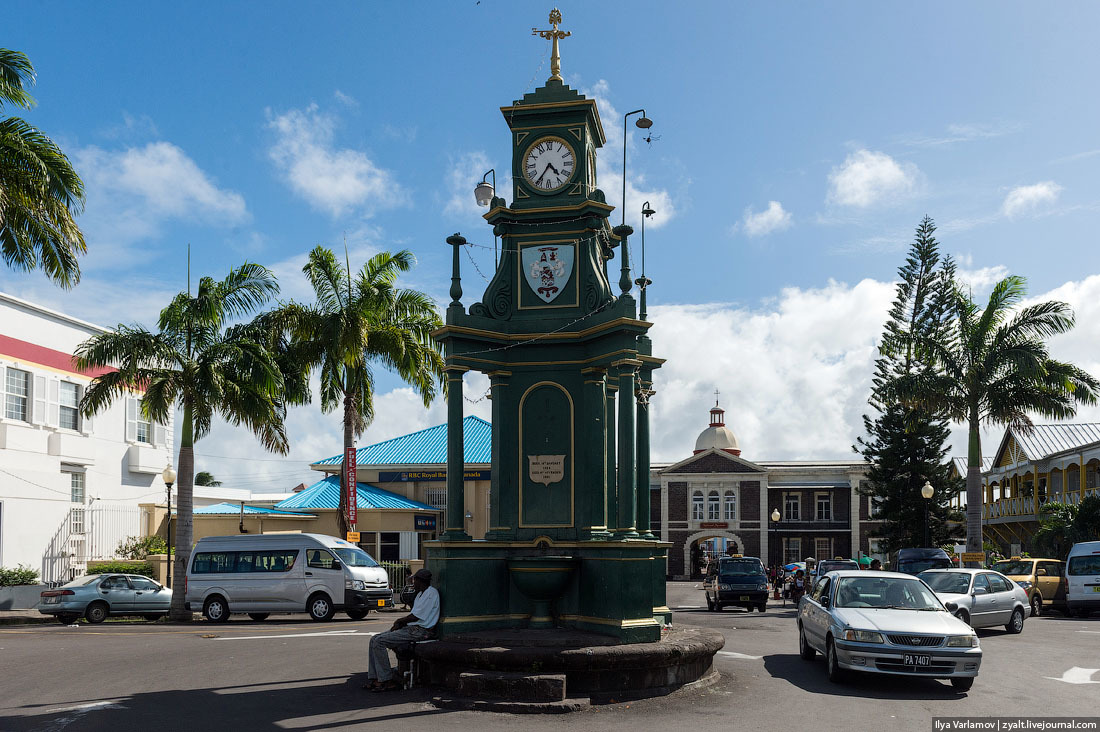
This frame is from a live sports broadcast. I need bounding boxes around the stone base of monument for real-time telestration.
[414,626,724,713]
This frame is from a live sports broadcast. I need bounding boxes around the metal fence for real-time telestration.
[40,505,145,585]
[379,561,410,594]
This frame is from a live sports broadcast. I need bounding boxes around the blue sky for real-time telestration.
[5,2,1100,489]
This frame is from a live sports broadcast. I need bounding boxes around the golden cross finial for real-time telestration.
[532,8,571,82]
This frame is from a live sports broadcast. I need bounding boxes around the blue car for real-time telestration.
[39,573,172,624]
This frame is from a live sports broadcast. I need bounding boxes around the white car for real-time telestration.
[919,569,1030,632]
[797,570,981,691]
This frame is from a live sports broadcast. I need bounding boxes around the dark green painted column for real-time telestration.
[605,379,618,533]
[636,369,655,539]
[615,360,639,538]
[486,370,513,541]
[442,366,471,540]
[581,367,611,540]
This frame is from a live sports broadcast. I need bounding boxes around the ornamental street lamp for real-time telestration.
[921,480,935,547]
[162,465,177,588]
[770,508,781,589]
[621,109,652,227]
[473,169,499,267]
[636,201,655,320]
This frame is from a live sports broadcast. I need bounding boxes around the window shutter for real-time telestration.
[126,398,138,442]
[33,374,48,425]
[153,421,165,447]
[47,377,60,427]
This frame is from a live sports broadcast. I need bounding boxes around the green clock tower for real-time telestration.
[426,9,669,643]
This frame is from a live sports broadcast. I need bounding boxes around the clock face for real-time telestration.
[523,137,576,192]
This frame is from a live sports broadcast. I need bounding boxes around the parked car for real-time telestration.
[185,533,391,622]
[989,557,1067,617]
[813,559,861,581]
[797,570,981,691]
[703,555,769,612]
[891,547,953,575]
[919,569,1030,632]
[1065,540,1100,618]
[38,573,171,624]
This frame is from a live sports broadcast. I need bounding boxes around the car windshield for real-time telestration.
[820,561,859,573]
[719,559,764,577]
[1068,556,1100,575]
[898,558,952,574]
[333,546,379,567]
[991,561,1033,576]
[920,571,972,594]
[834,576,943,610]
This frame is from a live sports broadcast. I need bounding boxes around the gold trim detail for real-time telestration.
[518,382,575,528]
[567,126,583,141]
[509,567,574,573]
[521,136,577,195]
[557,614,662,629]
[435,318,650,342]
[441,613,529,624]
[514,131,529,145]
[652,606,672,614]
[482,200,614,219]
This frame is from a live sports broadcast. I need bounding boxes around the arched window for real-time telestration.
[692,491,704,520]
[708,490,720,520]
[724,491,736,521]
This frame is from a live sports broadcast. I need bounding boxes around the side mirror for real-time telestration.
[820,594,830,607]
[330,560,342,571]
[945,601,959,613]
[972,586,987,595]
[1037,569,1047,576]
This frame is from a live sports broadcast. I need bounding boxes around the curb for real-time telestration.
[0,615,55,626]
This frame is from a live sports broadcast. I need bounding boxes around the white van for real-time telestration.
[1065,540,1100,618]
[184,533,391,622]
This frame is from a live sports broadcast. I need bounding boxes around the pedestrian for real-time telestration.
[791,569,806,603]
[364,568,439,692]
[870,559,881,571]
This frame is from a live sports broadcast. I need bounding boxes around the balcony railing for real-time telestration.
[981,487,1100,521]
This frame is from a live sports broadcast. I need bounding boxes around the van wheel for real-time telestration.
[203,595,229,623]
[1030,594,1042,617]
[308,593,335,621]
[1006,608,1024,634]
[248,613,269,622]
[85,601,108,624]
[758,603,767,613]
[347,609,369,620]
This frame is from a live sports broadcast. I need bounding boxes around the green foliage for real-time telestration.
[116,535,168,559]
[0,48,86,287]
[858,218,963,552]
[194,471,221,487]
[1033,496,1100,558]
[0,564,40,586]
[87,560,155,579]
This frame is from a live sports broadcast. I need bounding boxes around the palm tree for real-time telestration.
[194,471,222,487]
[890,275,1099,564]
[0,49,86,287]
[287,246,444,537]
[75,263,296,620]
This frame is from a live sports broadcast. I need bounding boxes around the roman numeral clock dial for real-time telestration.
[523,137,575,192]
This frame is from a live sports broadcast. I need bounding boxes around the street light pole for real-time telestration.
[162,465,177,588]
[921,480,935,547]
[770,508,781,593]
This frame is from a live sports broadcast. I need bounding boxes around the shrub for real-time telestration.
[116,535,168,559]
[87,560,155,579]
[0,565,40,587]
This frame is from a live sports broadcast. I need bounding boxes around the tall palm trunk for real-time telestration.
[169,401,194,621]
[338,390,355,538]
[965,410,983,567]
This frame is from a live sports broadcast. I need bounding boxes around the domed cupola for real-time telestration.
[693,395,741,456]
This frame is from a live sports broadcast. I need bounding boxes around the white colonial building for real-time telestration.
[0,292,175,582]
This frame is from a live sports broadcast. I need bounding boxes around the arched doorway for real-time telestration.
[684,530,747,578]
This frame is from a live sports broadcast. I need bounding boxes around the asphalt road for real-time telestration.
[0,583,1097,732]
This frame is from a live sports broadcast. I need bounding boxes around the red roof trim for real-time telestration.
[0,334,115,379]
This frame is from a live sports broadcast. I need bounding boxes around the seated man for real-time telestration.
[365,568,439,692]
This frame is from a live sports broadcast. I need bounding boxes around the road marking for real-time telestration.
[717,650,763,660]
[1045,667,1100,684]
[37,700,124,732]
[1076,630,1100,634]
[214,630,378,641]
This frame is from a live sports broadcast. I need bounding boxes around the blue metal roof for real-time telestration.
[275,476,439,511]
[192,503,315,517]
[312,415,491,467]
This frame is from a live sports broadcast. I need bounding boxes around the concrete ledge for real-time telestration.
[456,671,566,702]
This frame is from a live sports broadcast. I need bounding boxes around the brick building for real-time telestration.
[651,401,884,579]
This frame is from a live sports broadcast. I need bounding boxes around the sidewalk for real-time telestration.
[0,610,54,625]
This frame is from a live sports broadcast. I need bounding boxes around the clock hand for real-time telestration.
[536,163,552,184]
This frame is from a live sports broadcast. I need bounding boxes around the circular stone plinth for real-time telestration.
[415,626,724,709]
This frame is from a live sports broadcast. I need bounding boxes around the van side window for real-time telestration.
[253,550,298,572]
[307,549,338,569]
[191,552,237,574]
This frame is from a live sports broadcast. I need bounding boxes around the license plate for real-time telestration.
[739,595,750,601]
[377,599,385,607]
[904,654,932,666]
[1092,586,1100,593]
[42,596,59,604]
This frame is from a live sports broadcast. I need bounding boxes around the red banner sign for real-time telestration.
[345,447,357,525]
[700,522,728,529]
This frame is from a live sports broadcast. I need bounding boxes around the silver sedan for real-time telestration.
[797,570,981,691]
[38,574,172,624]
[919,568,1031,632]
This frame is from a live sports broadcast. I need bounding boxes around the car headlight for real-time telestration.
[757,583,768,591]
[345,579,367,590]
[1016,581,1032,590]
[719,584,731,591]
[842,629,884,643]
[947,634,979,647]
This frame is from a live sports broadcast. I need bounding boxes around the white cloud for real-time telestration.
[266,103,404,218]
[827,149,920,208]
[1001,181,1062,218]
[901,121,1022,147]
[584,80,675,231]
[952,254,1009,294]
[741,201,792,237]
[443,151,494,220]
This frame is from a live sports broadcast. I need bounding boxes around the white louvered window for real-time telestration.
[691,491,704,521]
[724,491,736,521]
[5,368,30,422]
[707,490,720,520]
[59,382,81,431]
